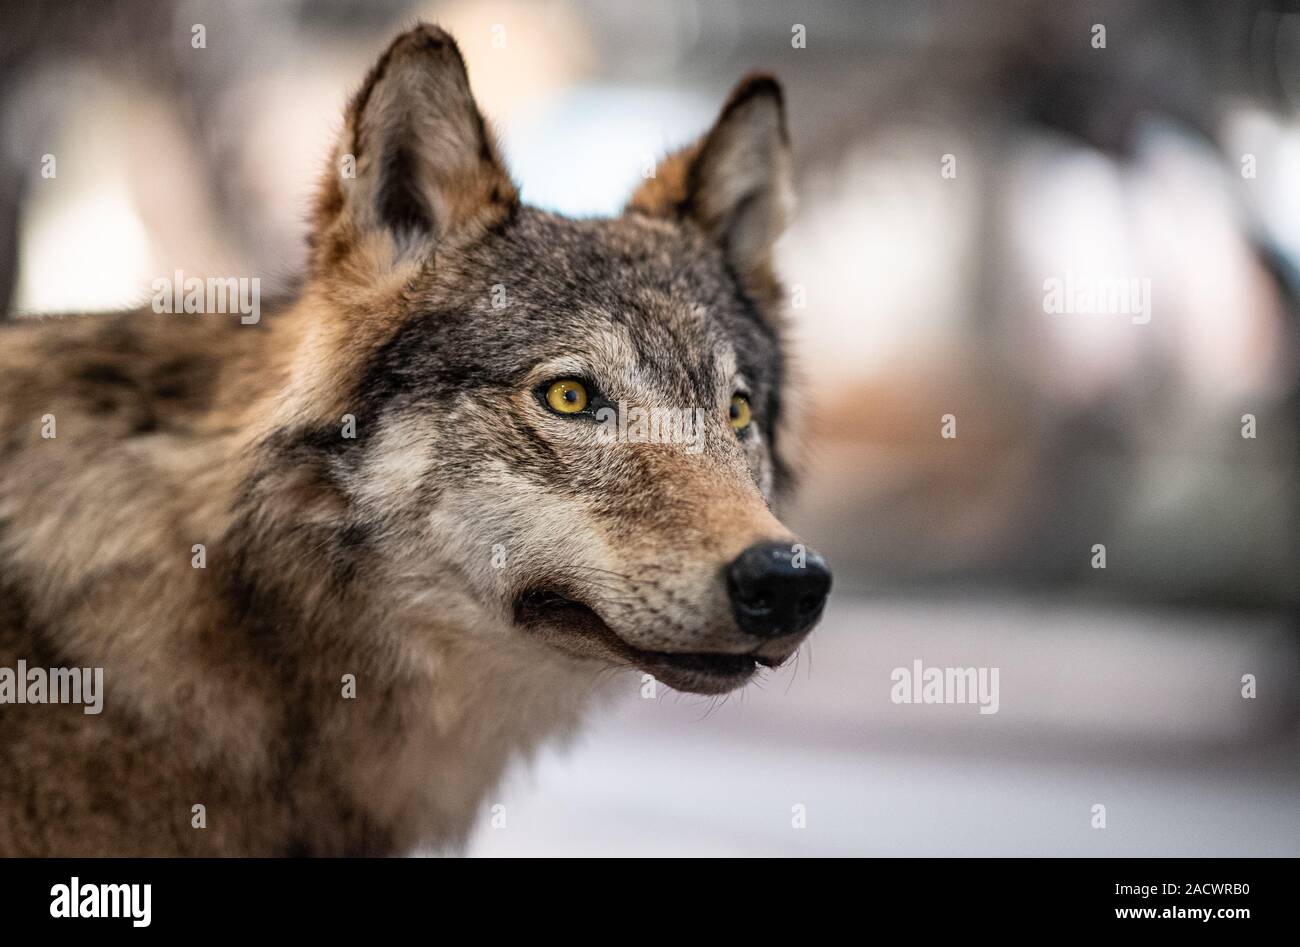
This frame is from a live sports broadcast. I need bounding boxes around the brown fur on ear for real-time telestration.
[310,23,518,274]
[627,74,792,295]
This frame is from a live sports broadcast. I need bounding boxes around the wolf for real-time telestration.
[0,24,830,856]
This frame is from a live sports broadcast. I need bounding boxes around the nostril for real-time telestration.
[727,541,832,639]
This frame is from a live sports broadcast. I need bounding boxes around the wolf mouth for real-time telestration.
[513,588,770,693]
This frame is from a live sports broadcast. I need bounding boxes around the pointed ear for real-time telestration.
[310,24,517,274]
[627,75,792,290]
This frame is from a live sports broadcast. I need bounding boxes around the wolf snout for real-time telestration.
[725,542,831,639]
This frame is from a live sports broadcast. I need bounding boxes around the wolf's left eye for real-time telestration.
[545,379,589,414]
[729,394,752,432]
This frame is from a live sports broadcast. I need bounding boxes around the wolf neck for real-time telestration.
[244,598,593,852]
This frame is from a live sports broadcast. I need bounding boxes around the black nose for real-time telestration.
[726,542,831,639]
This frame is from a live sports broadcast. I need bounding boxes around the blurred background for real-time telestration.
[2,0,1297,855]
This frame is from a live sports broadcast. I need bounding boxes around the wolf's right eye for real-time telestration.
[544,379,589,415]
[729,394,753,432]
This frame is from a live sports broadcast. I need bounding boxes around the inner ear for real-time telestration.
[310,24,517,272]
[626,74,791,284]
[377,143,436,237]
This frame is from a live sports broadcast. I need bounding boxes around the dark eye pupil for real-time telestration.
[729,403,740,418]
[564,389,579,403]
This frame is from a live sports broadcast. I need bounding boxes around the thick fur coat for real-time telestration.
[0,25,821,855]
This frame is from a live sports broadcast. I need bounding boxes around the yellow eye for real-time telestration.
[729,394,752,431]
[545,379,589,414]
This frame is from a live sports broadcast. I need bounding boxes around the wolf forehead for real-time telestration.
[356,206,785,409]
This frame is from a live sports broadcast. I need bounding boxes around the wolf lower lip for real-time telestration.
[634,650,759,695]
[647,651,757,676]
[513,588,761,689]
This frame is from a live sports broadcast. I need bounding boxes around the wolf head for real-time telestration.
[255,25,830,695]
